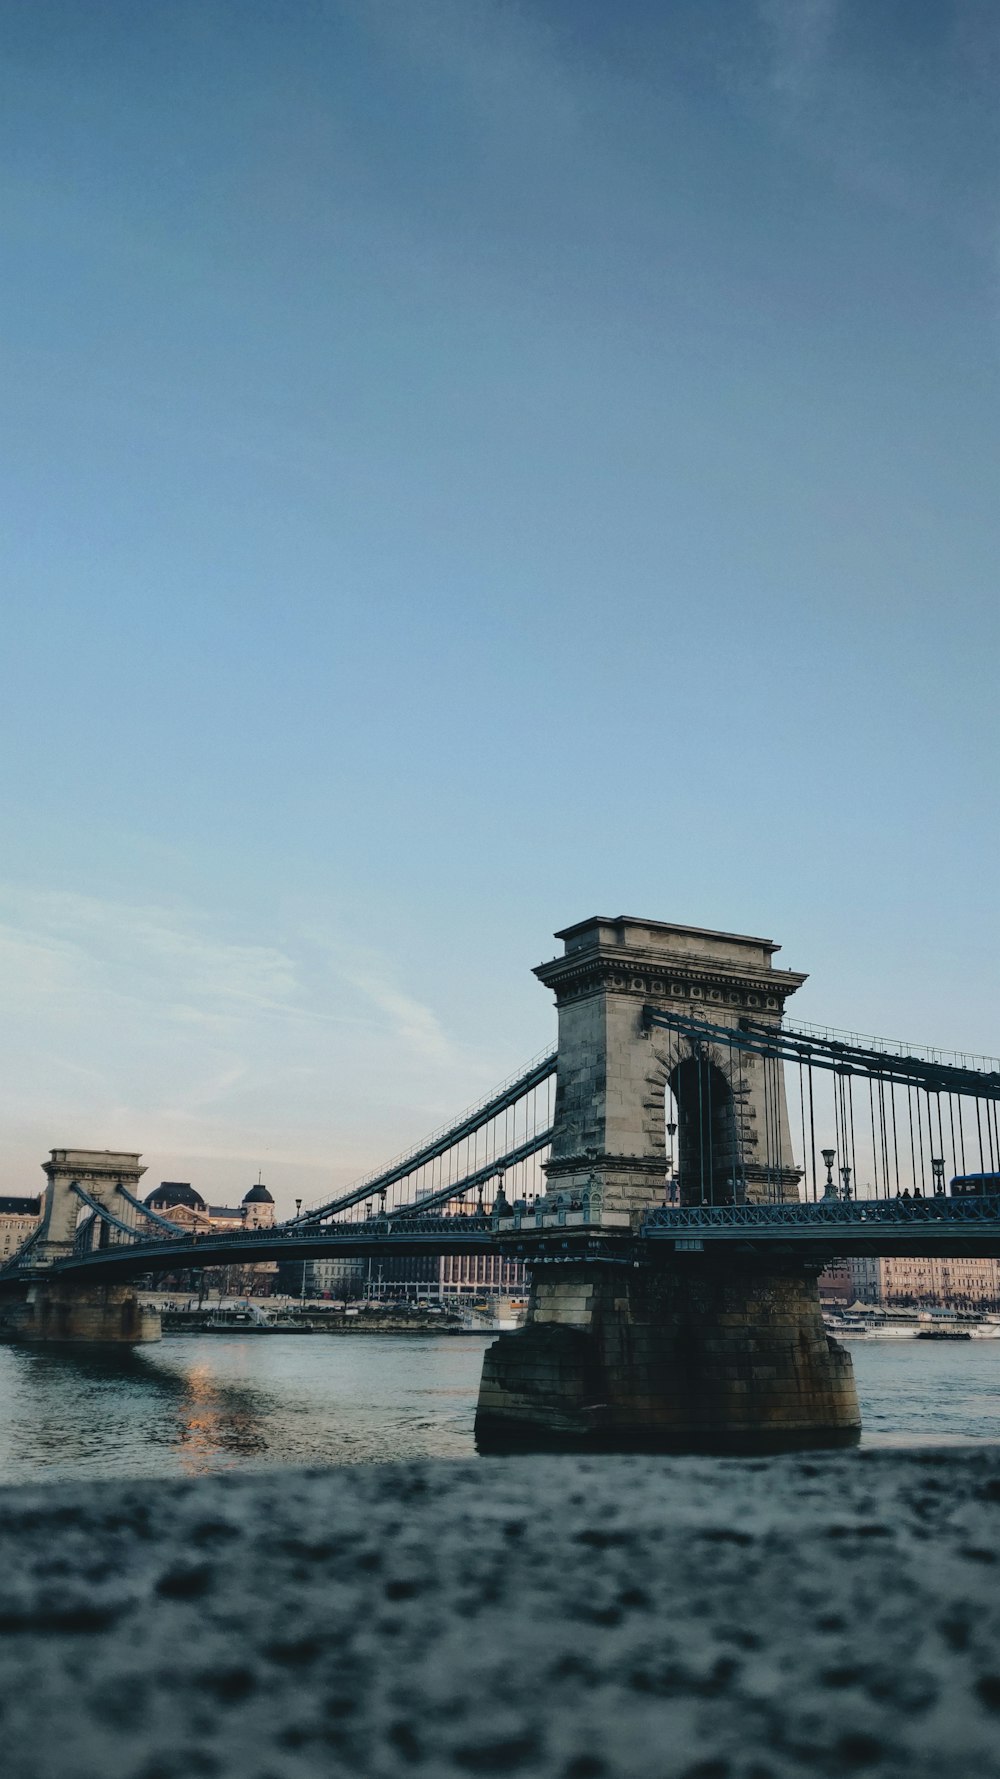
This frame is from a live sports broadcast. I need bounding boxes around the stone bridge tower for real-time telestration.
[535,916,805,1224]
[477,916,859,1453]
[35,1150,148,1264]
[1,1151,161,1344]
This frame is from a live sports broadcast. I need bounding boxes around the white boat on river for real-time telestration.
[825,1306,1000,1341]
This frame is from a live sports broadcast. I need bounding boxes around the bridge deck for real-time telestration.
[4,1217,496,1283]
[638,1194,1000,1260]
[8,1198,1000,1286]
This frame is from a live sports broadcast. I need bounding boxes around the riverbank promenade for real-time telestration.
[4,1447,1000,1778]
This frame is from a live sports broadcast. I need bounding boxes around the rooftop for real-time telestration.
[145,1182,206,1211]
[554,914,779,952]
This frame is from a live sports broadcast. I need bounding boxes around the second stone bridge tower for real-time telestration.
[477,916,859,1452]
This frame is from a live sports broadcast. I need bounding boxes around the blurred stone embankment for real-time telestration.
[5,1446,1000,1778]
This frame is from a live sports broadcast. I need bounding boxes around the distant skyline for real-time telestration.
[2,2,998,1212]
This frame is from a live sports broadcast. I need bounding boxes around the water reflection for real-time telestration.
[0,1333,492,1483]
[0,1340,276,1482]
[174,1362,269,1471]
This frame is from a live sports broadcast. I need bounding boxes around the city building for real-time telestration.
[303,1255,365,1299]
[872,1255,1000,1312]
[143,1179,278,1294]
[0,1196,42,1263]
[817,1260,854,1306]
[439,1251,524,1298]
[307,1250,525,1303]
[821,1255,1000,1313]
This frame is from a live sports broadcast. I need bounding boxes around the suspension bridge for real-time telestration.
[3,915,999,1450]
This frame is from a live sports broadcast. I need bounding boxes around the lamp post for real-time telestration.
[840,1164,852,1202]
[821,1148,837,1199]
[294,1199,305,1308]
[666,1121,677,1203]
[931,1157,946,1197]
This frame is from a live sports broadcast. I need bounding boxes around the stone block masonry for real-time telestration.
[4,1449,1000,1777]
[477,1258,859,1451]
[0,1282,161,1343]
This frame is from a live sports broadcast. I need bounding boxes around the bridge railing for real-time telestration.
[642,1194,1000,1232]
[47,1211,498,1272]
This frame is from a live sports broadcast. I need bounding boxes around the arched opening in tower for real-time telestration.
[668,1054,741,1206]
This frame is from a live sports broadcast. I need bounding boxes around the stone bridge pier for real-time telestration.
[0,1151,161,1344]
[476,918,859,1451]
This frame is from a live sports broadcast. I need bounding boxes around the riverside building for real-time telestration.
[307,1250,525,1302]
[0,1196,43,1263]
[822,1255,1000,1312]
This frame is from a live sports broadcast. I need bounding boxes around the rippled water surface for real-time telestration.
[1,1334,999,1484]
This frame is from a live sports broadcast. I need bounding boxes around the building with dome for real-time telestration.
[145,1181,207,1220]
[143,1178,277,1294]
[240,1180,276,1230]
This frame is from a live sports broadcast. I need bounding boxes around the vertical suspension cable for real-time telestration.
[871,1074,879,1202]
[695,1050,704,1203]
[876,1075,888,1197]
[916,1088,927,1192]
[762,1051,770,1202]
[846,1074,858,1198]
[888,1080,899,1195]
[770,1052,780,1201]
[975,1088,989,1174]
[808,1059,818,1203]
[707,1054,715,1206]
[798,1060,808,1204]
[868,1076,879,1198]
[776,1051,784,1200]
[760,1050,770,1201]
[766,1051,777,1202]
[833,1070,844,1190]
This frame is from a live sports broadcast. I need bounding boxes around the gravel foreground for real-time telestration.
[3,1447,1000,1779]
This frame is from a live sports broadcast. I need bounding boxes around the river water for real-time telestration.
[1,1334,999,1485]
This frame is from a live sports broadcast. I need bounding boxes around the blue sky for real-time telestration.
[2,0,998,1209]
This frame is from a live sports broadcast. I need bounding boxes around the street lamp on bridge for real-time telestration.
[931,1157,946,1197]
[821,1149,837,1199]
[294,1199,306,1307]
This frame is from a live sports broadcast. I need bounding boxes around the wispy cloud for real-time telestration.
[299,924,464,1068]
[0,884,491,1205]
